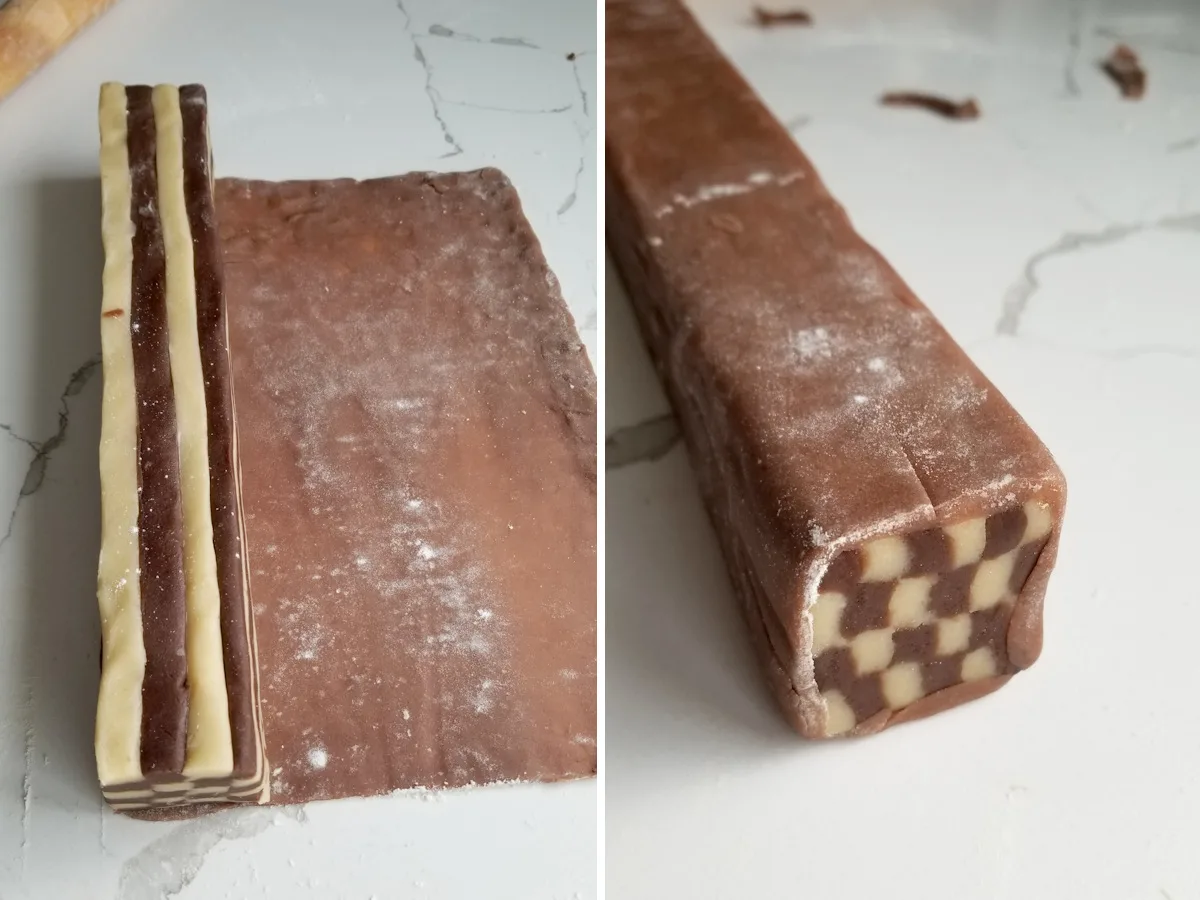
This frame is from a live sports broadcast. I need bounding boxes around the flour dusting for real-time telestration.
[655,167,1017,567]
[307,746,328,770]
[294,622,326,662]
[654,170,805,217]
[471,680,496,714]
[790,326,836,361]
[239,181,526,775]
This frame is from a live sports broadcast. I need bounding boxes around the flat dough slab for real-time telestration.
[129,169,596,819]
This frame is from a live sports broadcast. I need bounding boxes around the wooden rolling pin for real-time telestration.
[0,0,119,104]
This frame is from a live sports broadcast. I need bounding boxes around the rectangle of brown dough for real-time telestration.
[130,170,597,822]
[606,0,1065,738]
[211,170,593,813]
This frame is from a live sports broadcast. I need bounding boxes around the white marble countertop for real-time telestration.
[607,1,1200,897]
[0,1,596,897]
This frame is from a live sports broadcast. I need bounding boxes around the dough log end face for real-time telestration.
[810,501,1057,737]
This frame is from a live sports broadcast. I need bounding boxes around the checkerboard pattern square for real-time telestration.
[810,501,1052,736]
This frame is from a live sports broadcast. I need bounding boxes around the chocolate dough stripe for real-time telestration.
[125,85,189,776]
[179,84,259,781]
[151,83,236,779]
[96,83,148,787]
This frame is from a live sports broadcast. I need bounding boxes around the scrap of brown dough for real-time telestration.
[1102,44,1146,99]
[125,169,596,819]
[880,91,981,120]
[752,6,812,27]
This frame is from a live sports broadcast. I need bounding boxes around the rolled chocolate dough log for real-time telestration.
[96,83,267,807]
[606,0,1066,738]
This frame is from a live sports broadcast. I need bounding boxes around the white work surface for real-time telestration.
[607,1,1200,898]
[0,1,596,897]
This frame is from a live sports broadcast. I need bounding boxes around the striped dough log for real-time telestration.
[96,83,268,809]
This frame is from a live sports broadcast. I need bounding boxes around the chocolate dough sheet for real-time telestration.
[127,170,596,820]
[606,0,1065,738]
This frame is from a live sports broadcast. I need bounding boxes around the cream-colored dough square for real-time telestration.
[945,517,986,568]
[936,614,971,655]
[1023,500,1053,544]
[823,691,856,737]
[810,592,846,654]
[970,552,1015,611]
[861,535,909,581]
[888,575,933,628]
[961,647,997,681]
[881,663,923,709]
[851,629,894,675]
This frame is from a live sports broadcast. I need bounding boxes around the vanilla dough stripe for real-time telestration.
[95,82,145,788]
[96,82,267,808]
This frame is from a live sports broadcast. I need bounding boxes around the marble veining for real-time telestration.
[0,356,99,553]
[997,212,1200,338]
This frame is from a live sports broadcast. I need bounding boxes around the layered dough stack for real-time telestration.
[96,83,268,810]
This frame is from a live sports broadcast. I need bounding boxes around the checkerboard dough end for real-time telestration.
[797,501,1057,737]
